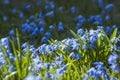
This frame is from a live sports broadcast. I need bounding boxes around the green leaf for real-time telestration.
[4,71,17,80]
[111,28,118,39]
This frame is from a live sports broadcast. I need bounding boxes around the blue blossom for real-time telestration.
[77,29,84,36]
[30,30,37,38]
[55,54,64,61]
[30,15,35,20]
[39,12,45,19]
[11,8,17,14]
[24,73,36,80]
[110,64,119,73]
[76,23,82,29]
[87,67,97,78]
[45,32,52,39]
[10,55,15,63]
[45,11,54,17]
[58,22,64,31]
[22,4,31,11]
[49,1,55,9]
[104,26,112,35]
[105,15,110,21]
[56,65,67,75]
[45,63,52,70]
[111,77,118,80]
[8,65,15,72]
[98,0,104,9]
[38,20,46,27]
[0,37,9,46]
[25,4,31,11]
[76,54,82,59]
[45,72,54,78]
[69,52,76,59]
[2,0,10,5]
[105,4,114,11]
[39,27,45,34]
[71,6,76,14]
[104,74,110,80]
[45,45,55,54]
[111,37,119,44]
[49,25,54,30]
[41,36,48,43]
[110,46,117,52]
[22,42,29,48]
[37,44,47,54]
[58,6,64,11]
[82,44,88,50]
[108,52,118,64]
[89,34,98,44]
[77,15,86,24]
[72,43,80,50]
[84,74,88,80]
[3,16,8,22]
[9,29,15,35]
[94,62,106,70]
[61,45,70,51]
[19,13,24,19]
[45,5,50,10]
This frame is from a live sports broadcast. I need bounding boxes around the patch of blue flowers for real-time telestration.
[0,0,120,79]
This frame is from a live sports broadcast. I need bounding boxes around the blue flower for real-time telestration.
[38,20,46,27]
[108,52,118,64]
[89,34,98,44]
[71,6,76,14]
[45,72,54,78]
[45,32,52,39]
[41,37,48,43]
[105,15,110,21]
[45,5,50,10]
[49,1,55,9]
[77,15,86,24]
[39,12,45,19]
[77,29,84,36]
[111,77,118,80]
[56,65,67,75]
[76,23,82,29]
[76,54,82,59]
[11,8,17,14]
[69,52,76,59]
[30,15,35,20]
[105,4,114,11]
[39,27,45,34]
[61,45,70,51]
[2,0,10,5]
[98,0,104,9]
[84,74,88,80]
[58,6,64,11]
[104,74,110,80]
[19,13,24,19]
[8,65,15,72]
[110,64,119,73]
[49,25,54,30]
[3,16,8,22]
[58,22,64,31]
[45,11,54,17]
[25,4,31,11]
[30,30,37,38]
[24,73,36,80]
[94,62,106,70]
[82,44,88,50]
[88,67,97,78]
[9,29,15,35]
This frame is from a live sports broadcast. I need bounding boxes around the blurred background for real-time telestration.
[0,0,120,44]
